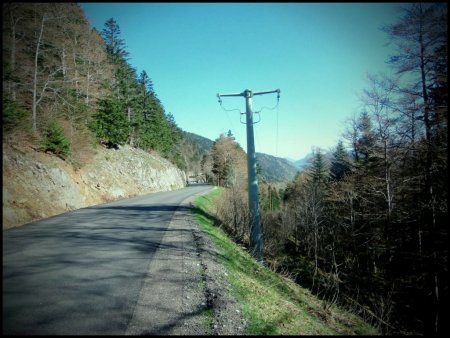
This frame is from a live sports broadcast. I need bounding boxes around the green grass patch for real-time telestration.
[192,187,379,336]
[200,307,214,332]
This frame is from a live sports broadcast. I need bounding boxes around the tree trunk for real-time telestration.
[85,57,91,105]
[61,47,67,79]
[32,15,45,132]
[9,9,20,101]
[384,139,392,225]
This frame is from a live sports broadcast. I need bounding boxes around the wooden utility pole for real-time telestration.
[217,88,280,264]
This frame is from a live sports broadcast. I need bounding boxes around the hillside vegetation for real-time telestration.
[2,3,296,185]
[2,3,207,228]
[193,188,378,335]
[2,3,205,173]
[199,4,448,335]
[256,152,298,184]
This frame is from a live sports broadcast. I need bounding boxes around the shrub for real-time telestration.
[89,96,129,148]
[2,96,28,132]
[40,121,71,159]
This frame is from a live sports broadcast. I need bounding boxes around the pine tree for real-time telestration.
[101,18,129,64]
[40,120,71,158]
[330,140,351,180]
[308,148,329,185]
[90,96,129,147]
[138,70,154,95]
[356,111,375,161]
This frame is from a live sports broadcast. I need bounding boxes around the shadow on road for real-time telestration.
[2,202,202,335]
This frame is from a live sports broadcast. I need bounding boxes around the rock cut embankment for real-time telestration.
[2,143,186,229]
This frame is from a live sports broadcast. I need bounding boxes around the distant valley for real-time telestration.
[184,132,301,184]
[285,153,315,170]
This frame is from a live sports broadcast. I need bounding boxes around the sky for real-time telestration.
[79,2,407,160]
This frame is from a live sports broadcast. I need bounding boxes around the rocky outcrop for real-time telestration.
[2,143,186,230]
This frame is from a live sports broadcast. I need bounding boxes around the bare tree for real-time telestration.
[31,13,46,131]
[383,4,447,332]
[3,3,23,101]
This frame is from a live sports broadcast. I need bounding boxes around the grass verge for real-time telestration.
[200,307,214,332]
[192,187,379,335]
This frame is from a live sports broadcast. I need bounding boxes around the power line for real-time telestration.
[254,121,261,154]
[217,95,239,135]
[253,91,281,157]
[276,98,280,157]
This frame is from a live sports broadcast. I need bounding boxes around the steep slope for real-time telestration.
[2,3,188,230]
[256,152,299,184]
[178,131,214,175]
[183,132,214,154]
[194,189,378,335]
[293,152,315,170]
[2,142,186,230]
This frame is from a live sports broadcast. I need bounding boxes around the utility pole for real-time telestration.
[217,88,280,264]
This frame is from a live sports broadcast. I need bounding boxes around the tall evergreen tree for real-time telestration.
[308,149,329,185]
[101,18,128,64]
[90,95,128,147]
[138,70,154,95]
[355,111,376,162]
[330,140,351,180]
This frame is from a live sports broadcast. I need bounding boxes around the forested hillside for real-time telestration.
[204,3,448,335]
[255,152,298,184]
[2,3,203,172]
[180,131,214,175]
[2,2,299,181]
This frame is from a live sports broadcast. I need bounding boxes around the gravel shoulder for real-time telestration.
[125,189,247,335]
[188,210,248,335]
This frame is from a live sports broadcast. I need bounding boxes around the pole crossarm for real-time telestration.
[253,89,280,96]
[216,92,242,98]
[217,88,280,99]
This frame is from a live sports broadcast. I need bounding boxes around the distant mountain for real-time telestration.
[179,132,214,174]
[293,153,315,170]
[284,157,297,164]
[183,132,299,184]
[182,132,214,154]
[256,152,299,184]
[289,150,338,172]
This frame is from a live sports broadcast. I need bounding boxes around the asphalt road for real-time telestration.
[2,184,213,335]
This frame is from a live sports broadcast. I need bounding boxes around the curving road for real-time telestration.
[2,184,213,335]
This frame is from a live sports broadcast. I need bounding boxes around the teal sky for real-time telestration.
[80,2,407,160]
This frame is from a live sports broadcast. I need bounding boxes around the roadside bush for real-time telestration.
[2,96,28,132]
[215,186,250,245]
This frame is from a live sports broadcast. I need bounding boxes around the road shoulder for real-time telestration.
[125,188,246,335]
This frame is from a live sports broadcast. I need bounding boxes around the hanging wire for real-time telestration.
[240,111,261,125]
[252,90,280,151]
[253,111,261,124]
[254,119,262,152]
[218,90,279,127]
[255,90,280,114]
[240,113,246,125]
[276,96,280,157]
[217,95,239,133]
[217,95,242,114]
